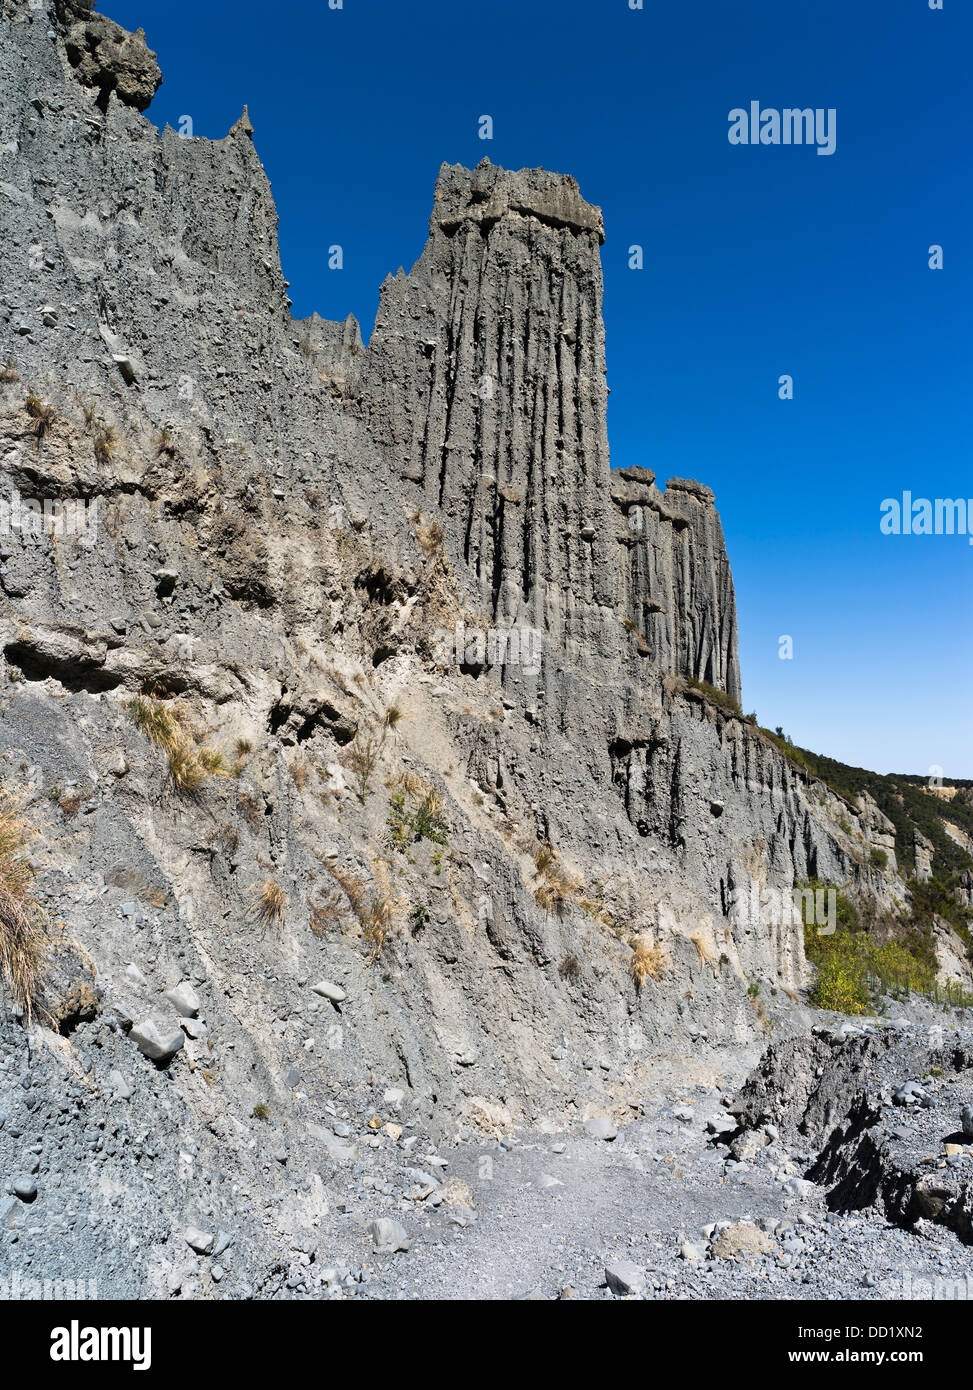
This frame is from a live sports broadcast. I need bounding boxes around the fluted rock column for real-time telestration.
[357,159,614,656]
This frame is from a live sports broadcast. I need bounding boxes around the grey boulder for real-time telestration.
[164,982,200,1018]
[368,1218,412,1253]
[605,1260,646,1296]
[129,1018,185,1064]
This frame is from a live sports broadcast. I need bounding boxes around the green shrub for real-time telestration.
[807,944,871,1014]
[386,779,448,849]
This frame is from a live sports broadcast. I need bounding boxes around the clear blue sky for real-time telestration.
[107,0,972,778]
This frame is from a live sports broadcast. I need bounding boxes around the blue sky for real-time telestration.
[108,0,972,777]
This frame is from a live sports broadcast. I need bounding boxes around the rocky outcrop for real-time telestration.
[733,1028,973,1245]
[355,159,616,680]
[612,469,740,701]
[57,0,162,111]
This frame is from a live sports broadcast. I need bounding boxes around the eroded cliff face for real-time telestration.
[0,0,912,1295]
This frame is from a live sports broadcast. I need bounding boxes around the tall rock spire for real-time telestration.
[358,159,614,649]
[357,158,741,705]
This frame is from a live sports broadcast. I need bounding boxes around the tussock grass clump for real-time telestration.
[254,878,287,926]
[411,509,445,558]
[361,892,395,961]
[238,788,263,827]
[288,756,309,791]
[324,863,366,919]
[690,930,717,968]
[384,704,406,731]
[93,424,119,464]
[25,393,56,440]
[198,748,229,777]
[531,843,581,918]
[309,892,343,937]
[559,954,583,981]
[154,428,180,460]
[629,937,667,990]
[128,696,182,754]
[534,875,570,915]
[533,842,555,876]
[166,743,205,793]
[128,697,227,795]
[0,796,49,1022]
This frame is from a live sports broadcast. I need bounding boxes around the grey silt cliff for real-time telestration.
[0,0,919,1297]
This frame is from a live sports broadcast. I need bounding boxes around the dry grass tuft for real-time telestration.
[559,954,583,981]
[629,937,667,991]
[384,704,407,731]
[325,862,366,919]
[25,393,56,440]
[254,878,287,926]
[198,747,229,777]
[167,742,205,793]
[361,892,395,961]
[154,427,180,459]
[238,788,263,828]
[690,930,717,968]
[532,843,581,918]
[93,424,119,464]
[534,842,556,875]
[412,510,445,558]
[0,795,49,1022]
[128,698,223,795]
[345,727,383,803]
[128,696,182,754]
[309,892,343,937]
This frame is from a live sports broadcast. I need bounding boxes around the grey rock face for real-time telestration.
[0,0,933,1297]
[356,157,616,674]
[731,1031,896,1145]
[613,470,740,702]
[733,1029,973,1247]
